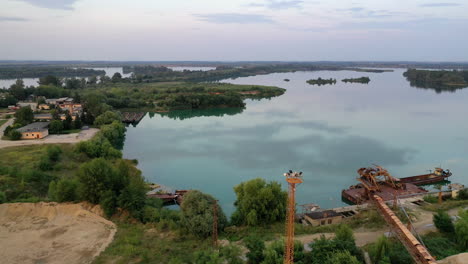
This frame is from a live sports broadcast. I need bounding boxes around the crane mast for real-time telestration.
[284,170,303,264]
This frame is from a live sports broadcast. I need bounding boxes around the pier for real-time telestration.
[122,112,146,124]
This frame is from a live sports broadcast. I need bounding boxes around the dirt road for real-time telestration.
[0,202,116,264]
[0,120,98,149]
[296,205,460,247]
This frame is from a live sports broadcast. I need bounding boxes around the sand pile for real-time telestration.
[0,202,116,264]
[439,253,468,264]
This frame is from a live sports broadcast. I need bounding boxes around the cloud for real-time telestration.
[14,0,78,10]
[420,2,461,7]
[0,16,28,21]
[337,7,406,18]
[194,13,275,24]
[248,0,306,10]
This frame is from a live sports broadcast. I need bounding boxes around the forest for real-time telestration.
[306,77,337,86]
[342,77,371,83]
[403,69,468,92]
[0,67,105,79]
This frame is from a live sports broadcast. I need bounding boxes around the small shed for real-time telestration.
[304,210,342,227]
[17,122,50,139]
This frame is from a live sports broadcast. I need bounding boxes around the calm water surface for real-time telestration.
[123,69,468,215]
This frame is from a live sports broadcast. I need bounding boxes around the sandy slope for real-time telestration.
[0,202,116,264]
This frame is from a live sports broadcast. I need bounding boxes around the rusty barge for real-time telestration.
[400,168,452,185]
[147,190,188,205]
[342,166,451,205]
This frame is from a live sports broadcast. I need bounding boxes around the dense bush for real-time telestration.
[49,120,64,134]
[245,236,265,264]
[434,210,455,234]
[75,134,122,159]
[424,195,438,204]
[455,209,468,250]
[77,158,147,219]
[8,129,22,140]
[94,111,122,127]
[231,178,287,226]
[14,106,33,126]
[180,190,227,238]
[97,121,126,149]
[47,145,62,162]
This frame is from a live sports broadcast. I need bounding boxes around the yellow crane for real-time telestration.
[284,170,303,264]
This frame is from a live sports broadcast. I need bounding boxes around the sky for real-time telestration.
[0,0,467,61]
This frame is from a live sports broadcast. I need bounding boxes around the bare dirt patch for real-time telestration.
[0,202,116,264]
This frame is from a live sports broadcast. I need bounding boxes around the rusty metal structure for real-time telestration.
[342,165,427,204]
[284,170,303,264]
[357,165,403,192]
[213,199,218,247]
[373,195,437,264]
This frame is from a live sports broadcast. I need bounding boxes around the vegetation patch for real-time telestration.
[306,78,337,86]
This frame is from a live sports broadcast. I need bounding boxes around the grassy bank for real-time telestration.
[93,222,214,264]
[0,119,7,127]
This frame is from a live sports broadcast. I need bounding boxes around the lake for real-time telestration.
[124,69,468,215]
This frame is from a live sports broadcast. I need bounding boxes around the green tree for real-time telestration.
[14,106,33,126]
[434,210,455,234]
[0,191,7,203]
[94,111,122,127]
[245,236,265,264]
[47,145,62,162]
[455,209,468,250]
[9,79,26,100]
[261,239,304,264]
[179,190,227,238]
[231,178,287,226]
[98,121,126,148]
[55,178,78,202]
[63,111,73,130]
[117,169,146,219]
[0,94,18,107]
[328,250,361,264]
[49,120,63,134]
[219,245,243,264]
[88,75,98,85]
[52,109,61,120]
[38,156,52,171]
[193,250,222,264]
[77,158,116,204]
[48,181,57,201]
[39,75,62,86]
[82,92,111,119]
[8,129,22,140]
[112,72,123,83]
[73,117,82,129]
[100,190,117,218]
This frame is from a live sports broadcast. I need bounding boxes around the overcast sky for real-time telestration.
[0,0,467,61]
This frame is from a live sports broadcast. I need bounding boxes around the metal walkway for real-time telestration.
[372,195,437,264]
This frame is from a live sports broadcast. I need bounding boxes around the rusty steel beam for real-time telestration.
[373,195,437,264]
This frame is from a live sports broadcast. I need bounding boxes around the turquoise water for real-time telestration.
[123,69,468,215]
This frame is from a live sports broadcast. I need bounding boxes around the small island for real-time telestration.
[404,69,468,91]
[341,77,371,84]
[306,77,336,86]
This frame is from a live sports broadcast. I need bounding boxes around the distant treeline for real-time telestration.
[342,77,371,83]
[403,69,468,92]
[0,67,105,79]
[155,108,244,120]
[306,78,337,86]
[123,64,389,83]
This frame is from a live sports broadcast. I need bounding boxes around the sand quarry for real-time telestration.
[0,202,116,264]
